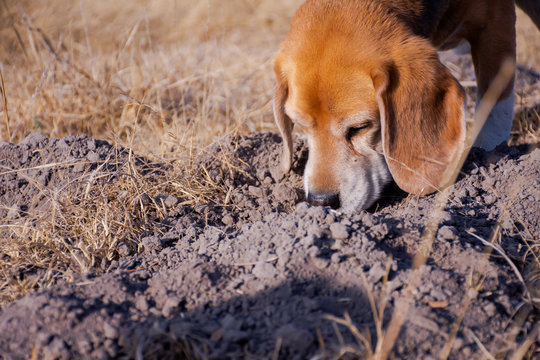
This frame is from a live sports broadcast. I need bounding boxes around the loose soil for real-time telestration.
[0,53,539,359]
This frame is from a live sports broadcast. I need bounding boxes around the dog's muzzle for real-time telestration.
[306,191,340,209]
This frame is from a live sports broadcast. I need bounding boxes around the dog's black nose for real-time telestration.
[307,192,340,209]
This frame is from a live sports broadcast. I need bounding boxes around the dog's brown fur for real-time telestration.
[274,0,539,210]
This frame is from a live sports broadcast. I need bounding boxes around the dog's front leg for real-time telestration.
[468,2,516,150]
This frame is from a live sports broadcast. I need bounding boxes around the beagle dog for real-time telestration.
[273,0,540,211]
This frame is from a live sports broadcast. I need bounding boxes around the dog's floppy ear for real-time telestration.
[273,64,294,173]
[372,46,466,194]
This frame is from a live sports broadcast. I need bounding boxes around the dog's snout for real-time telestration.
[307,191,340,209]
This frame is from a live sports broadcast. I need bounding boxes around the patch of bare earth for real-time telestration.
[0,122,538,359]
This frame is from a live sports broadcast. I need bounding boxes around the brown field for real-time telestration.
[1,1,539,153]
[0,0,303,156]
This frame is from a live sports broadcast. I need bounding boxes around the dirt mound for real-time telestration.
[0,124,539,359]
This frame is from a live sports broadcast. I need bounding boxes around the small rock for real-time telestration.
[462,346,472,357]
[313,257,330,269]
[164,195,178,208]
[194,203,207,214]
[249,210,263,221]
[330,223,349,239]
[438,226,455,240]
[483,194,496,205]
[87,138,96,151]
[117,243,130,257]
[252,262,278,280]
[363,215,375,227]
[331,252,342,264]
[307,246,319,258]
[331,239,343,250]
[306,206,327,220]
[162,296,182,317]
[484,302,496,317]
[295,202,310,216]
[248,185,263,197]
[103,322,119,339]
[270,165,286,182]
[36,332,52,346]
[141,236,162,253]
[77,338,93,353]
[452,337,464,350]
[440,211,452,223]
[368,262,386,283]
[87,151,99,162]
[43,338,70,359]
[222,214,234,226]
[430,289,446,301]
[73,163,86,173]
[135,296,149,312]
[6,205,20,219]
[467,188,478,197]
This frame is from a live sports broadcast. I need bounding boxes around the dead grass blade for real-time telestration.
[466,230,533,305]
[439,287,478,360]
[465,328,497,360]
[0,64,10,142]
[509,323,540,360]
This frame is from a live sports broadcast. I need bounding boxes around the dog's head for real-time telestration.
[273,1,466,211]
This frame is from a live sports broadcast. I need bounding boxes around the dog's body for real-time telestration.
[274,0,540,211]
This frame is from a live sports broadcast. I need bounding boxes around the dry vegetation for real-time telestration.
[0,1,539,149]
[0,1,539,357]
[0,0,301,154]
[0,0,302,306]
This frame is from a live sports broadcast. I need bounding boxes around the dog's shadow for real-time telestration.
[367,180,408,213]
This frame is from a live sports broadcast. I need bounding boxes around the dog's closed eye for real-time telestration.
[346,123,370,141]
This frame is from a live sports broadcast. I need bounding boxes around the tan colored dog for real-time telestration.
[273,0,540,211]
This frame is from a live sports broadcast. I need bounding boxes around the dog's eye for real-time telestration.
[346,124,370,141]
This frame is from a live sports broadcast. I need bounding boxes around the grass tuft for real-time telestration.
[0,152,227,306]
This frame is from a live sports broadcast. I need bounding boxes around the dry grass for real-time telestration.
[0,0,301,153]
[0,153,227,305]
